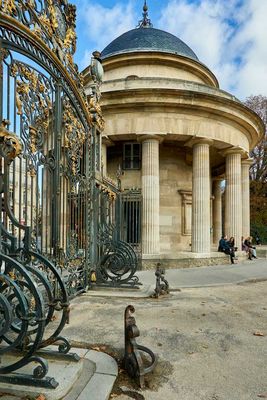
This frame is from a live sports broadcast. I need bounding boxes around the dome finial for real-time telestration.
[137,1,153,28]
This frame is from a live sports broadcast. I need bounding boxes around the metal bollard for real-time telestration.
[152,263,169,298]
[123,305,157,388]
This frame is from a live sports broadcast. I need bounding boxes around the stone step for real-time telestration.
[0,347,118,400]
[256,248,267,258]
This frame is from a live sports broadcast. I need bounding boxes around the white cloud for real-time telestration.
[232,0,267,98]
[74,0,267,99]
[158,0,267,99]
[158,0,229,66]
[77,1,136,69]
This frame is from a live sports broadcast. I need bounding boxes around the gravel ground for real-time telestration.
[65,281,267,400]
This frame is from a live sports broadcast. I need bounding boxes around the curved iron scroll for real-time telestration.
[0,253,59,387]
[97,224,140,286]
[0,177,73,386]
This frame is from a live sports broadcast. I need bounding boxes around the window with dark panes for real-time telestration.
[123,143,141,170]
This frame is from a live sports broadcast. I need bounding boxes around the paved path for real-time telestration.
[137,258,267,289]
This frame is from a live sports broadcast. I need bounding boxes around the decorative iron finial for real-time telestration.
[137,1,153,28]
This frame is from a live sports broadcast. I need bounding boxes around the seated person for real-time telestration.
[244,236,257,259]
[218,236,226,252]
[228,236,237,251]
[218,235,236,264]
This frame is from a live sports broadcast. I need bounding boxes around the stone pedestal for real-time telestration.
[141,135,161,255]
[241,158,253,238]
[191,140,212,253]
[224,149,242,248]
[213,179,223,245]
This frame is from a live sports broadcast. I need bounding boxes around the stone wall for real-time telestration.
[107,142,194,252]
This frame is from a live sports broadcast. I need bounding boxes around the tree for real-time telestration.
[244,95,267,181]
[244,95,267,242]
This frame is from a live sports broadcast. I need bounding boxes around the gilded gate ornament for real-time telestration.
[63,98,87,176]
[0,119,22,161]
[9,60,52,164]
[0,0,96,389]
[0,0,78,82]
[89,97,105,130]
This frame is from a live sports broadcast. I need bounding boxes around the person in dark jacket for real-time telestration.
[218,236,226,252]
[218,235,236,264]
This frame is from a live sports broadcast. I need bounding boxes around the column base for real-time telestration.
[142,253,160,259]
[140,252,231,270]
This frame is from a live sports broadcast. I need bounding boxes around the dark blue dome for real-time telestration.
[101,27,199,61]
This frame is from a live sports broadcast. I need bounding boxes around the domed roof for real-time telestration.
[101,27,199,61]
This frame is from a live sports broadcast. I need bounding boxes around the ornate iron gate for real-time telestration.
[0,0,95,291]
[0,0,94,387]
[91,178,140,287]
[0,0,141,388]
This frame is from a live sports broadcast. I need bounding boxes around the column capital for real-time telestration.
[185,136,214,148]
[241,157,254,166]
[137,133,165,143]
[221,146,246,158]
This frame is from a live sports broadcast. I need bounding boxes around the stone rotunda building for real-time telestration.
[84,4,264,265]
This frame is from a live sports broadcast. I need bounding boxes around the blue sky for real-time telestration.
[72,0,267,100]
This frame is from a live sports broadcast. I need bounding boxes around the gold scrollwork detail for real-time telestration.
[0,119,22,162]
[63,100,86,176]
[1,0,16,15]
[29,126,37,153]
[89,97,105,131]
[1,0,80,84]
[10,61,52,156]
[100,184,116,200]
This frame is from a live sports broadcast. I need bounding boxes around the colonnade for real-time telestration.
[103,134,252,256]
[212,152,252,250]
[139,135,252,255]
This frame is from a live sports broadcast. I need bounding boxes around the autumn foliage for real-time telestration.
[244,95,267,243]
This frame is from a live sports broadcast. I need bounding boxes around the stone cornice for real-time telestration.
[100,87,264,150]
[99,52,219,88]
[101,77,235,101]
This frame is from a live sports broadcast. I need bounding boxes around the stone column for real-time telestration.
[212,179,223,245]
[140,135,161,255]
[241,158,253,238]
[191,139,212,253]
[224,148,243,249]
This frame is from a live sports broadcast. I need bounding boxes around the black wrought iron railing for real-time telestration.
[0,0,93,387]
